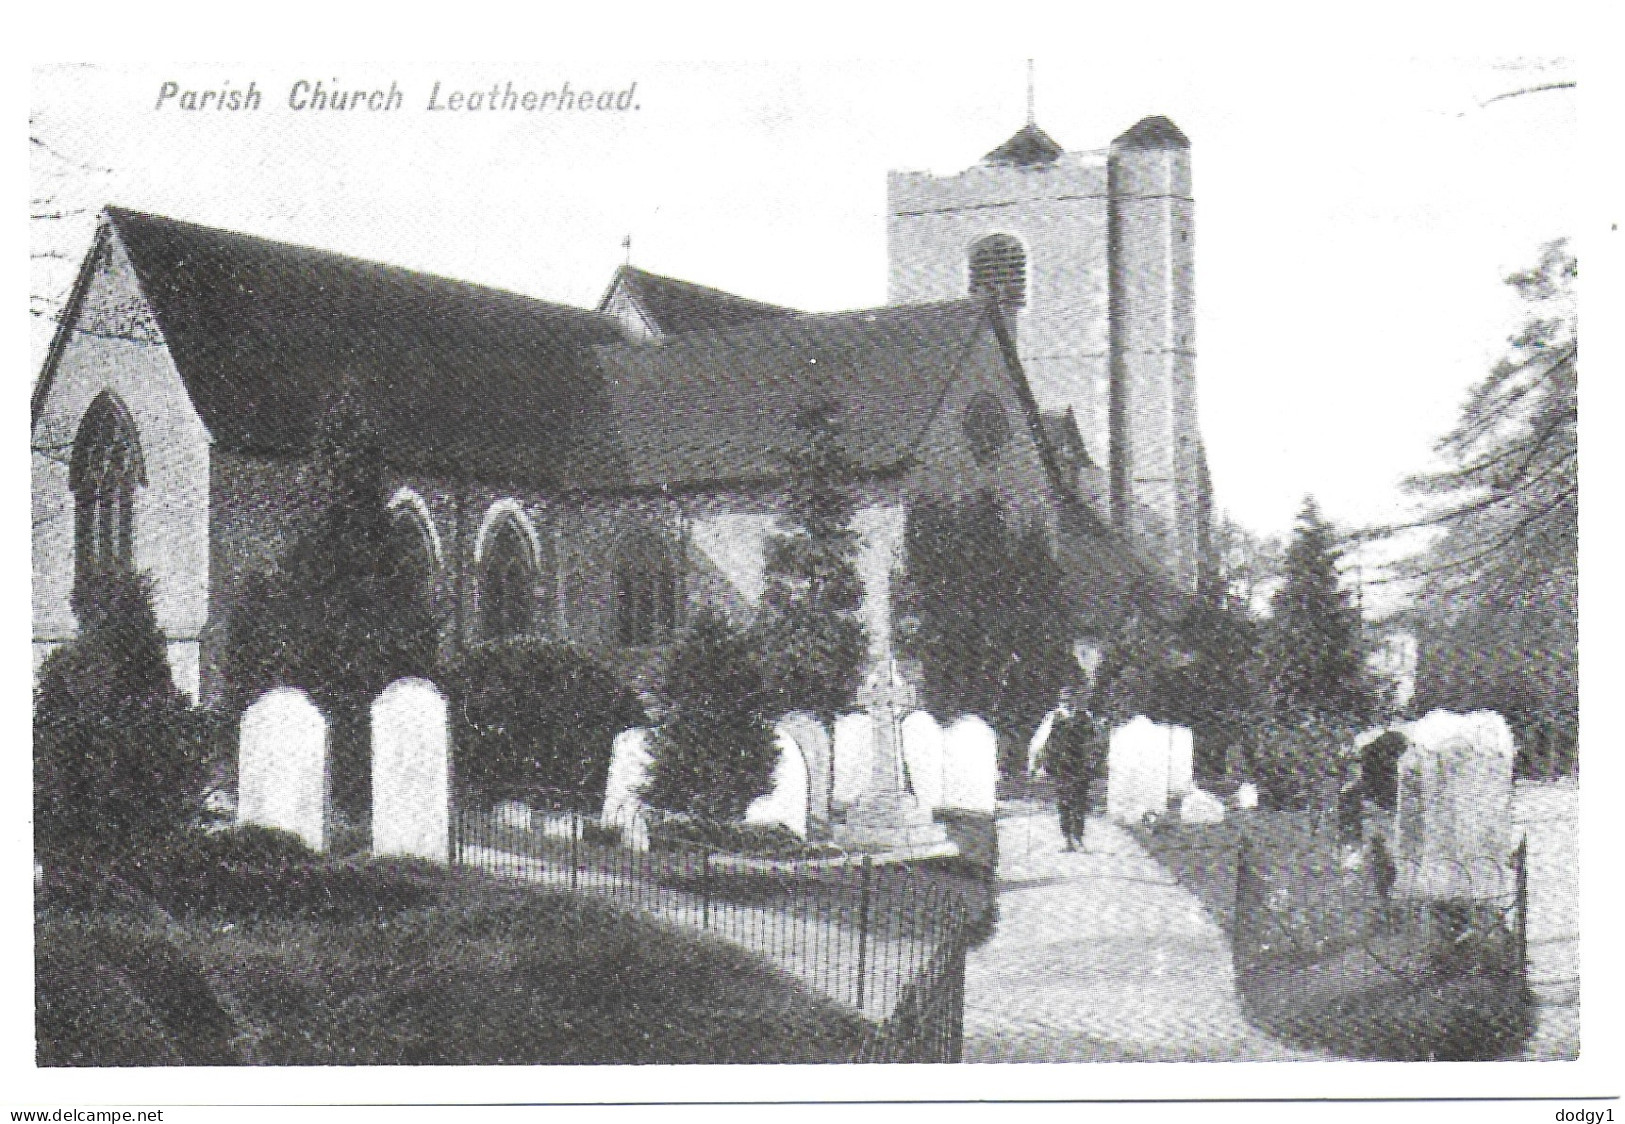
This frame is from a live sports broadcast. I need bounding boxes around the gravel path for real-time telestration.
[963,804,1326,1062]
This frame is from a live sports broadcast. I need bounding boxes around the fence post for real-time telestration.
[1233,833,1251,974]
[570,809,580,892]
[856,854,873,1011]
[1514,832,1529,987]
[701,848,712,930]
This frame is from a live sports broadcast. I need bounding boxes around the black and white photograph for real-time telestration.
[15,14,1617,1116]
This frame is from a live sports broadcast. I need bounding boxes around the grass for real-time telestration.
[1134,809,1534,1061]
[36,845,871,1066]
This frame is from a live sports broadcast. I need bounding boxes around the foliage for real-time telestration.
[1400,242,1577,750]
[752,400,869,723]
[646,818,838,860]
[443,639,646,809]
[899,494,1076,753]
[643,611,778,820]
[34,569,213,864]
[1265,497,1374,726]
[1240,713,1359,811]
[224,394,440,818]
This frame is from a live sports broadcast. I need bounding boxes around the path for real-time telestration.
[964,802,1326,1062]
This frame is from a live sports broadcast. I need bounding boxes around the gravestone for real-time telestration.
[745,731,810,838]
[1180,789,1226,825]
[942,715,997,813]
[602,728,653,850]
[1234,782,1260,810]
[831,712,875,808]
[1027,708,1059,775]
[371,678,451,863]
[494,801,533,831]
[1167,725,1195,799]
[777,712,831,834]
[1106,716,1170,824]
[1394,709,1516,899]
[901,710,946,812]
[238,687,328,852]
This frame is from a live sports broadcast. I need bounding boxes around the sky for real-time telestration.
[30,55,1579,601]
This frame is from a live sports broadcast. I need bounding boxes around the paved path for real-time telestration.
[964,803,1326,1062]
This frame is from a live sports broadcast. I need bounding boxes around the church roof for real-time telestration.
[591,299,997,488]
[600,265,795,336]
[1112,115,1189,150]
[983,122,1065,167]
[77,208,628,487]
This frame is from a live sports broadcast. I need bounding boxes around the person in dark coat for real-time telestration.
[1047,699,1103,851]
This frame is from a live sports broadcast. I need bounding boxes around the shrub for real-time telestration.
[647,817,832,860]
[34,570,211,865]
[443,639,646,810]
[1241,713,1357,811]
[643,611,777,821]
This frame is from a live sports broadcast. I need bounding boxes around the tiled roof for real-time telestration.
[1112,116,1189,150]
[602,265,795,336]
[99,207,628,488]
[592,300,992,488]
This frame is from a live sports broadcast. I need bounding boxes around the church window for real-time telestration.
[963,391,1012,465]
[70,391,144,605]
[388,504,438,599]
[480,515,536,641]
[615,530,679,648]
[968,234,1027,312]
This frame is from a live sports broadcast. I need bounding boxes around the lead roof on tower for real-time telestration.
[982,122,1065,167]
[1112,115,1189,150]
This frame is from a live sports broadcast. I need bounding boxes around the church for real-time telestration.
[31,115,1207,709]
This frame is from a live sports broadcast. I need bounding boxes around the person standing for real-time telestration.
[1046,698,1100,851]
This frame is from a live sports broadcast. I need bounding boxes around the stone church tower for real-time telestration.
[887,115,1210,592]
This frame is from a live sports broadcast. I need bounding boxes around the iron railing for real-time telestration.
[451,794,976,1062]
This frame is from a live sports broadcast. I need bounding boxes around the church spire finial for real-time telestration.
[1026,59,1035,125]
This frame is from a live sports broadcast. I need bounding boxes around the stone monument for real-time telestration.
[370,677,450,863]
[238,687,329,852]
[834,661,952,852]
[901,710,945,812]
[745,731,811,839]
[1393,709,1516,899]
[1106,715,1170,824]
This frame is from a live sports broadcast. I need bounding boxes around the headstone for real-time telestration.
[1167,725,1195,799]
[901,710,946,812]
[831,712,874,808]
[745,731,810,838]
[371,678,451,863]
[777,712,831,832]
[238,688,329,852]
[1027,709,1059,775]
[1106,716,1170,824]
[1394,709,1516,899]
[1235,782,1260,810]
[1179,789,1226,825]
[941,715,997,813]
[602,728,653,849]
[494,801,533,831]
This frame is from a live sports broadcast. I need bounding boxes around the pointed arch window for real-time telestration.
[615,530,679,648]
[70,391,145,604]
[481,516,536,641]
[969,233,1027,312]
[387,505,438,601]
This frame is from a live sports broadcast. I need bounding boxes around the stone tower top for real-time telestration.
[1112,115,1190,151]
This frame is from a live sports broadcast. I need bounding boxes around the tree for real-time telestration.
[225,393,440,820]
[643,611,778,821]
[899,494,1075,764]
[35,569,210,863]
[751,401,869,725]
[1399,242,1577,754]
[1265,496,1373,725]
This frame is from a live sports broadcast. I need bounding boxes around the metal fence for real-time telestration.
[451,797,976,1062]
[1233,831,1529,1035]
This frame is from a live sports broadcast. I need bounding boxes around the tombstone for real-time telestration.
[941,715,998,813]
[602,728,653,849]
[371,678,451,863]
[831,712,875,808]
[777,712,832,833]
[901,710,946,812]
[1179,789,1226,825]
[1394,709,1516,899]
[1106,716,1170,825]
[1027,709,1059,775]
[1167,725,1195,799]
[745,731,810,839]
[1234,782,1260,810]
[238,687,329,852]
[494,801,533,832]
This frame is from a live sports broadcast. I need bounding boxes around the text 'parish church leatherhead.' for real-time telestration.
[31,115,1206,704]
